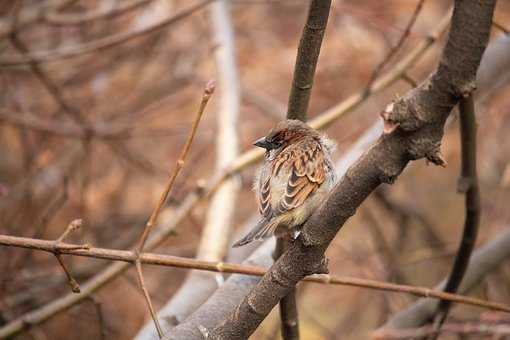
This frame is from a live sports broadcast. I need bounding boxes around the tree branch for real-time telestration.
[2,234,508,315]
[208,1,496,338]
[278,1,333,337]
[430,94,480,334]
[286,0,331,121]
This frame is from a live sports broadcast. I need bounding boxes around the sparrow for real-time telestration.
[232,119,336,247]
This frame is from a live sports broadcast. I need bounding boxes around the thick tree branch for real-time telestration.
[208,1,496,338]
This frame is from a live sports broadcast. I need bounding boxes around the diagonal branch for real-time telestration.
[134,81,214,338]
[207,1,496,339]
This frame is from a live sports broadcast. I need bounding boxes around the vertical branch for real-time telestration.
[275,236,300,340]
[279,2,332,338]
[286,0,332,121]
[431,94,481,334]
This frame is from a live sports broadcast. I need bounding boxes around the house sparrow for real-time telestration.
[233,119,336,247]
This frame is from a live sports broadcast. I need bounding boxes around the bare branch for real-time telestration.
[134,80,214,338]
[374,320,510,339]
[49,219,84,294]
[275,236,300,340]
[278,1,333,337]
[0,234,508,315]
[430,94,480,334]
[286,0,331,121]
[137,80,214,252]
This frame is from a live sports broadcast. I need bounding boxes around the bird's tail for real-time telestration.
[232,218,278,248]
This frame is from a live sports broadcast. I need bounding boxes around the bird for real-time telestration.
[232,119,336,247]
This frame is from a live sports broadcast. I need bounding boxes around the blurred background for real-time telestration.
[1,0,510,339]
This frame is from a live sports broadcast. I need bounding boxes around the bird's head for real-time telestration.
[253,119,318,151]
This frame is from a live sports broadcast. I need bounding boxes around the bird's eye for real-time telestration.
[271,138,282,147]
[271,132,285,145]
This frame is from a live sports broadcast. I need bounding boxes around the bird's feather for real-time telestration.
[232,218,279,247]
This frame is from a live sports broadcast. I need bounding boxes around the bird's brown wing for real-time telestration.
[258,173,272,218]
[277,141,326,213]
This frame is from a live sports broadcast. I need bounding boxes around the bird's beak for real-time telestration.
[253,137,276,150]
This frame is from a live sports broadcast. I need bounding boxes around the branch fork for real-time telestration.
[52,219,86,293]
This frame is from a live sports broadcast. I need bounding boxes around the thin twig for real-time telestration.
[373,320,510,339]
[0,234,508,314]
[133,80,214,338]
[364,0,425,95]
[135,260,163,338]
[147,3,240,335]
[136,80,215,252]
[52,219,85,293]
[430,94,480,336]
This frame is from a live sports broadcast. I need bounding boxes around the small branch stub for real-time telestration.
[54,219,85,293]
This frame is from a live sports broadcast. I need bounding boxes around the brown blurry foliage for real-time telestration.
[1,0,510,339]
